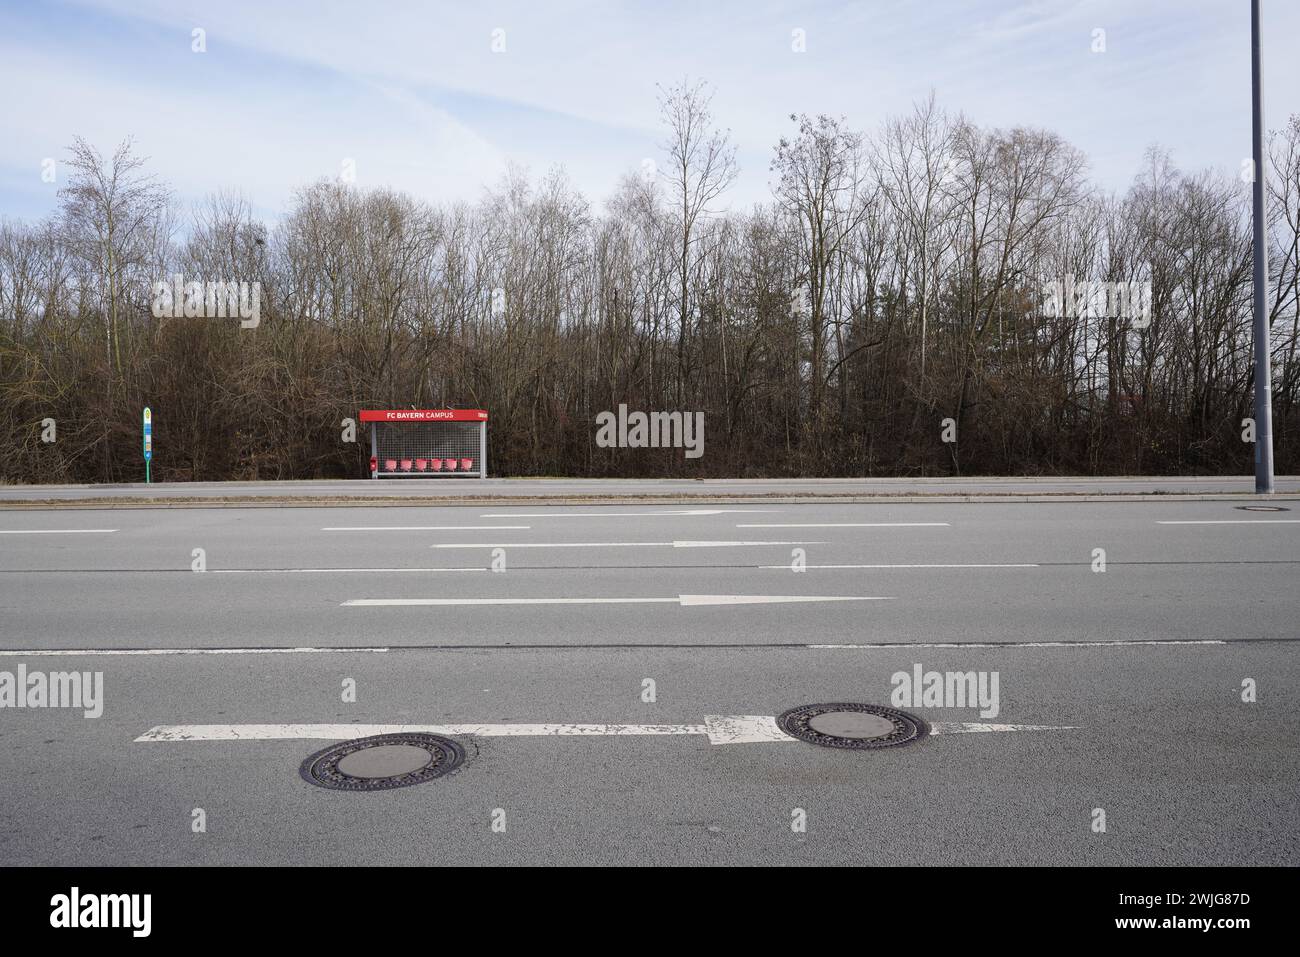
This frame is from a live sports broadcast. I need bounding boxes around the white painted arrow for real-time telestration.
[135,717,1076,745]
[928,722,1078,734]
[703,715,790,744]
[136,723,707,742]
[701,717,1078,743]
[341,594,892,607]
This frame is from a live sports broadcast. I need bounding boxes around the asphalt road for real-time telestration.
[1,497,1297,865]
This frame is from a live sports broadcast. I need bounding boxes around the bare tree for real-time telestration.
[59,137,171,377]
[2,98,1298,484]
[657,79,738,403]
[876,93,959,389]
[772,113,872,426]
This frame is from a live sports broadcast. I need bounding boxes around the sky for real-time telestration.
[1,0,1298,226]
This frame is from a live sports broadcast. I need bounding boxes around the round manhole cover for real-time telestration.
[301,733,465,791]
[778,703,928,750]
[1236,505,1290,512]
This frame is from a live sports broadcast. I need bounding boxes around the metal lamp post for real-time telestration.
[1251,0,1275,494]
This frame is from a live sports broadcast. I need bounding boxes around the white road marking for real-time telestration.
[137,723,706,741]
[928,722,1078,734]
[211,568,484,574]
[677,594,888,606]
[762,563,1037,569]
[674,540,818,548]
[346,597,675,606]
[738,522,951,528]
[809,639,1227,648]
[0,647,389,657]
[342,593,892,607]
[322,525,530,531]
[1156,520,1300,525]
[431,540,819,549]
[0,528,118,534]
[703,715,791,744]
[479,509,776,517]
[135,716,1076,745]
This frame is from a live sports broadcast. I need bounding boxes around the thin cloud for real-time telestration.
[1,0,1296,221]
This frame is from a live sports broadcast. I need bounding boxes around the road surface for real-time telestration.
[0,496,1296,865]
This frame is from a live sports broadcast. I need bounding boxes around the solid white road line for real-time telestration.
[761,563,1038,569]
[0,638,1226,657]
[0,528,118,534]
[809,639,1227,648]
[431,540,819,549]
[738,522,950,528]
[135,716,1076,745]
[211,568,484,574]
[1156,520,1300,525]
[0,647,390,657]
[341,593,892,607]
[322,525,530,531]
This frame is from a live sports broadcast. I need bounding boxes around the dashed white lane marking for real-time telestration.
[342,594,892,608]
[1156,520,1300,525]
[479,510,777,517]
[0,529,118,534]
[738,522,951,528]
[211,568,484,574]
[431,540,820,549]
[0,647,390,657]
[134,717,1076,745]
[322,526,530,531]
[761,563,1037,569]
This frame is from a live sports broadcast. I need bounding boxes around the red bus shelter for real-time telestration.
[360,410,488,478]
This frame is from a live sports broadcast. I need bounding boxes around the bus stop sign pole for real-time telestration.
[143,406,152,484]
